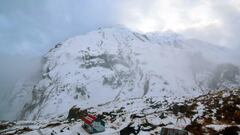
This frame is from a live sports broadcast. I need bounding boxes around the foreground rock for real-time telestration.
[1,89,240,135]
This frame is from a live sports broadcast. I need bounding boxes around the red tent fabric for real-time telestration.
[81,114,97,125]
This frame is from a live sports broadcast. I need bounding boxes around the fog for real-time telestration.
[0,0,240,120]
[1,0,240,54]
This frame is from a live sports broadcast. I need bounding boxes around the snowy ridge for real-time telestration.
[14,26,239,120]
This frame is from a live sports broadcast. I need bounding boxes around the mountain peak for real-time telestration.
[8,27,239,120]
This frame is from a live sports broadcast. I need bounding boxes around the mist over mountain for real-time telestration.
[2,26,237,121]
[0,55,42,120]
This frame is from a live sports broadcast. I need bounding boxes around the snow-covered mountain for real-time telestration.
[14,26,239,120]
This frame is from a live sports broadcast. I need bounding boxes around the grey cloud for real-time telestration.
[1,0,240,55]
[181,1,240,48]
[0,0,122,55]
[211,1,240,47]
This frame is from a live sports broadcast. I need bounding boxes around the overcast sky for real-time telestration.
[0,0,240,56]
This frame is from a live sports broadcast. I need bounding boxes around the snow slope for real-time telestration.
[17,26,239,120]
[2,89,240,135]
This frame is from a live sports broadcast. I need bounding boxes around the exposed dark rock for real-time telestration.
[0,122,15,131]
[67,106,87,121]
[0,123,10,131]
[44,123,61,128]
[130,114,145,119]
[218,126,240,135]
[185,121,204,135]
[14,127,33,134]
[159,113,167,119]
[120,123,141,135]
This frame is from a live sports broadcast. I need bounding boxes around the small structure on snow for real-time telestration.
[67,106,105,134]
[160,128,188,135]
[81,114,105,134]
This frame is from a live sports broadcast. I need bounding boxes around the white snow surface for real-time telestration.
[15,26,239,120]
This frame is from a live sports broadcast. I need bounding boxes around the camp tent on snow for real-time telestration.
[81,114,105,134]
[67,106,105,134]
